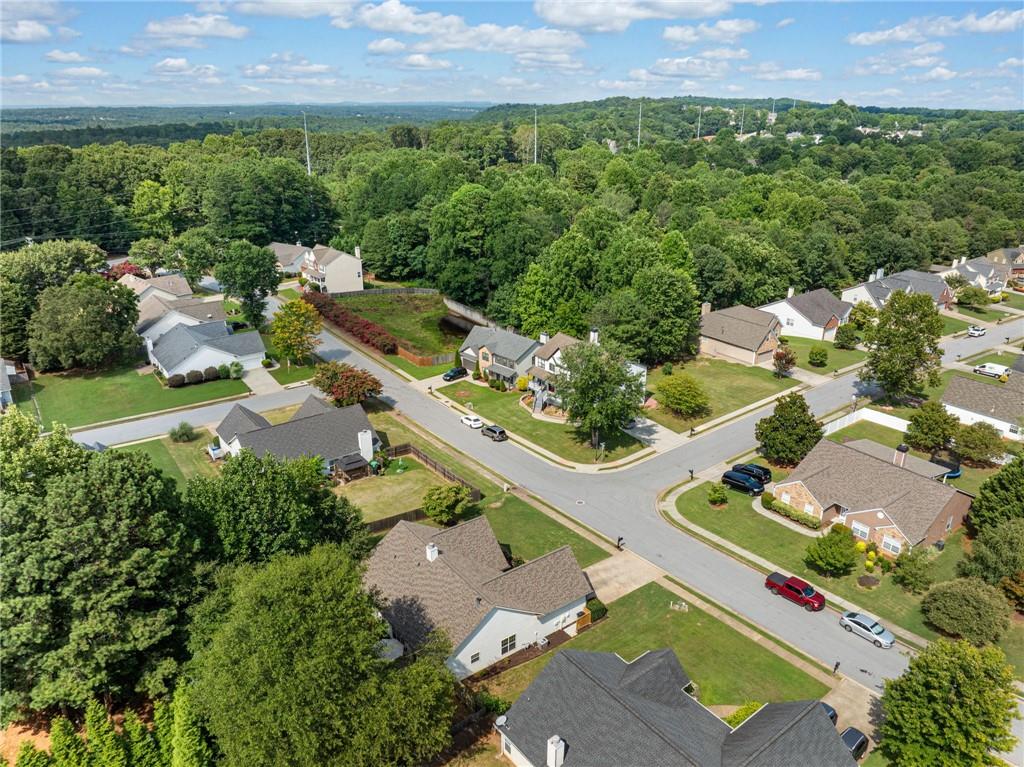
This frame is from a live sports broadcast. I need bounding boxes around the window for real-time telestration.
[850,521,870,540]
[780,492,791,505]
[881,536,902,555]
[356,271,362,278]
[500,634,516,655]
[481,352,490,362]
[803,502,814,515]
[470,652,480,664]
[504,740,512,754]
[785,317,794,326]
[1011,424,1020,435]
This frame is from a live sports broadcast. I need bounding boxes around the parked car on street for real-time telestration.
[839,611,895,648]
[733,463,772,484]
[442,366,468,382]
[721,470,764,495]
[967,325,986,337]
[973,362,1010,378]
[840,727,869,760]
[460,414,483,429]
[764,572,825,611]
[481,424,508,442]
[820,702,838,726]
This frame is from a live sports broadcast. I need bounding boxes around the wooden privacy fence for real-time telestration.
[331,287,440,298]
[396,346,455,367]
[366,508,427,533]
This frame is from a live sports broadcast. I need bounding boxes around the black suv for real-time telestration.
[481,424,508,442]
[732,463,772,484]
[721,470,764,495]
[441,366,468,382]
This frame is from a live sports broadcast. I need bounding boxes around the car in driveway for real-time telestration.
[764,572,825,611]
[460,414,483,429]
[481,424,507,442]
[839,611,895,648]
[840,727,869,760]
[733,463,772,484]
[721,470,764,495]
[973,362,1010,378]
[967,325,986,338]
[442,366,468,382]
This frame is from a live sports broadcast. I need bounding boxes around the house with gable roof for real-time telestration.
[935,256,1010,297]
[942,374,1023,441]
[840,268,954,311]
[459,326,540,387]
[117,273,193,303]
[698,304,782,366]
[760,288,854,342]
[136,294,228,343]
[364,515,592,678]
[268,241,313,274]
[147,320,266,378]
[301,244,364,293]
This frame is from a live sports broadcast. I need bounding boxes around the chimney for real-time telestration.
[539,331,550,344]
[354,245,362,260]
[589,328,599,345]
[786,286,795,299]
[546,736,566,767]
[700,301,712,317]
[876,267,885,280]
[867,272,875,283]
[358,429,374,462]
[893,443,909,469]
[425,542,438,562]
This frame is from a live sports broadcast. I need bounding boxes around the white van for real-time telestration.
[973,362,1011,379]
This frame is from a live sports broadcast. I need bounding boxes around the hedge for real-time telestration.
[203,366,220,380]
[302,292,398,354]
[587,596,608,622]
[167,373,185,388]
[185,369,204,385]
[762,493,821,530]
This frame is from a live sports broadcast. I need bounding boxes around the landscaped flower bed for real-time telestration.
[302,292,398,354]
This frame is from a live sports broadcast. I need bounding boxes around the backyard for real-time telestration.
[342,292,465,357]
[644,357,798,433]
[780,337,867,374]
[16,364,249,430]
[477,582,828,706]
[437,381,644,464]
[117,428,219,486]
[385,354,453,380]
[337,456,448,522]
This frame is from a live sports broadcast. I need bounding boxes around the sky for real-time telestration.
[1,1,1022,110]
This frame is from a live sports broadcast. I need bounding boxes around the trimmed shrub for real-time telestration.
[893,548,935,595]
[168,421,197,443]
[167,373,185,388]
[707,484,729,506]
[761,492,775,510]
[587,596,608,622]
[808,346,828,367]
[865,559,875,572]
[805,525,859,577]
[516,376,529,392]
[261,358,273,368]
[185,369,204,385]
[476,691,511,715]
[833,323,858,350]
[724,702,763,728]
[203,366,220,381]
[301,291,399,354]
[855,541,868,553]
[657,374,710,418]
[229,361,244,379]
[922,578,1011,645]
[768,499,822,530]
[217,363,231,379]
[879,557,893,574]
[662,362,674,376]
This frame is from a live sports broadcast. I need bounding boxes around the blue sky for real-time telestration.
[1,1,1022,109]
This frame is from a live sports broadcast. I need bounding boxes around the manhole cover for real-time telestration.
[575,499,585,505]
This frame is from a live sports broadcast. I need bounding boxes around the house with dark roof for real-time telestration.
[525,329,646,408]
[212,395,381,474]
[985,245,1024,277]
[760,288,853,342]
[147,320,266,377]
[936,256,1010,297]
[301,244,363,293]
[699,304,782,366]
[365,515,592,678]
[942,374,1023,441]
[117,273,193,302]
[840,268,953,311]
[268,241,312,274]
[459,326,539,386]
[773,439,972,557]
[136,294,228,343]
[496,649,855,767]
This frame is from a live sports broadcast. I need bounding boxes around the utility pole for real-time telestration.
[696,105,702,140]
[739,104,745,134]
[637,100,642,148]
[302,111,312,176]
[533,108,538,164]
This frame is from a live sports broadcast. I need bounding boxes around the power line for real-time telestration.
[0,185,143,215]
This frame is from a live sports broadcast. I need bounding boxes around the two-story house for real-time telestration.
[527,331,580,406]
[936,256,1010,297]
[458,326,539,387]
[301,244,364,294]
[840,269,954,311]
[268,241,313,275]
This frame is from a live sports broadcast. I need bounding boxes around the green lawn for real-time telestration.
[963,351,1022,369]
[779,337,866,373]
[260,332,317,385]
[276,287,301,302]
[385,354,454,380]
[871,369,1005,421]
[118,428,218,487]
[863,750,889,766]
[341,293,465,356]
[437,381,643,464]
[23,364,249,430]
[645,358,798,433]
[997,291,1024,311]
[339,456,448,522]
[481,582,828,706]
[954,303,1012,322]
[939,314,971,336]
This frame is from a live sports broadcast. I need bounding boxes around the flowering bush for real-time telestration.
[302,292,398,354]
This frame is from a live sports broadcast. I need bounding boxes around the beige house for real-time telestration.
[698,304,781,366]
[773,439,971,557]
[117,273,192,303]
[301,244,364,294]
[458,326,539,386]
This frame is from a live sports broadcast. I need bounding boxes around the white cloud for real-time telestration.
[203,1,354,19]
[1000,57,1023,68]
[150,57,223,83]
[663,18,759,46]
[848,8,1024,45]
[852,42,945,75]
[742,61,821,80]
[0,74,33,85]
[514,51,587,71]
[597,78,655,90]
[398,53,452,70]
[367,37,406,53]
[1,19,52,42]
[144,13,249,48]
[647,56,730,79]
[56,66,109,78]
[701,47,749,60]
[495,76,543,91]
[905,66,957,83]
[776,17,795,29]
[534,0,732,32]
[239,83,270,93]
[723,83,744,91]
[241,52,335,84]
[45,48,88,62]
[1,2,75,43]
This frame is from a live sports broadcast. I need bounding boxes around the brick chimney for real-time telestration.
[893,444,909,468]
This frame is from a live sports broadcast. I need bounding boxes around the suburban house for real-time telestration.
[699,304,781,366]
[147,320,266,378]
[459,326,539,386]
[301,244,364,293]
[986,245,1024,278]
[136,294,227,343]
[117,273,193,303]
[942,375,1023,441]
[496,649,855,767]
[527,331,580,406]
[365,515,592,678]
[840,268,954,311]
[760,288,853,342]
[1,358,26,408]
[935,256,1010,297]
[773,439,972,556]
[212,395,381,475]
[268,241,312,274]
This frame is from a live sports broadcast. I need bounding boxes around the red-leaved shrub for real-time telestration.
[302,292,399,355]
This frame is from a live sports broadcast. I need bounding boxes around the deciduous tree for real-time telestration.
[271,299,322,367]
[312,361,382,406]
[422,484,473,525]
[860,291,943,400]
[955,422,1004,465]
[213,240,279,327]
[804,525,858,577]
[772,345,796,378]
[754,392,822,465]
[905,400,960,452]
[970,456,1024,532]
[656,374,709,418]
[959,518,1024,612]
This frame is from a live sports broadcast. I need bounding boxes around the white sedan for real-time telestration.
[967,325,987,337]
[460,414,484,429]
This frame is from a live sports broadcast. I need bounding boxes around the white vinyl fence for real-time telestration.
[823,407,910,436]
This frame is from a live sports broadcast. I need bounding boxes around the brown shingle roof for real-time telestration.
[534,332,580,362]
[700,305,780,351]
[942,375,1024,425]
[843,439,949,479]
[118,273,192,298]
[365,516,591,649]
[776,439,964,544]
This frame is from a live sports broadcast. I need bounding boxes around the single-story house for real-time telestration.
[840,269,954,311]
[365,515,592,678]
[773,439,972,556]
[268,241,312,274]
[459,326,539,386]
[699,304,781,366]
[760,287,853,342]
[496,648,855,767]
[301,244,363,293]
[942,375,1023,441]
[212,395,381,475]
[935,256,1010,297]
[136,294,227,342]
[117,273,193,303]
[147,320,265,378]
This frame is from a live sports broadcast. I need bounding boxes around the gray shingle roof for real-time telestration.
[497,649,854,767]
[215,403,271,444]
[151,322,265,372]
[311,244,358,266]
[700,305,780,351]
[1012,355,1024,374]
[882,270,949,303]
[365,516,590,649]
[234,396,376,463]
[776,439,963,544]
[785,289,853,327]
[460,325,539,363]
[942,375,1024,425]
[843,439,949,479]
[137,295,226,332]
[268,241,308,265]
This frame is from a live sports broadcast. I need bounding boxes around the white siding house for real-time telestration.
[147,321,265,378]
[760,288,852,342]
[302,244,364,293]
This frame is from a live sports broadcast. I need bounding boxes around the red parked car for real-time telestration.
[765,572,825,611]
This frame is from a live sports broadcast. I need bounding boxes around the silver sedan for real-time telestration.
[839,611,895,649]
